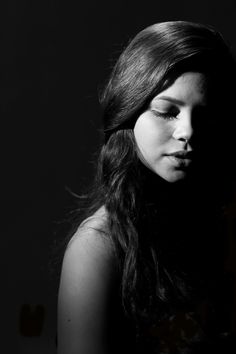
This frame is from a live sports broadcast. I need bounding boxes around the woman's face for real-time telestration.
[134,72,209,182]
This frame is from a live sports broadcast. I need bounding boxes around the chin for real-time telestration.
[158,170,188,183]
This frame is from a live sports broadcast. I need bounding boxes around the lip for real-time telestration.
[167,150,194,159]
[166,150,193,168]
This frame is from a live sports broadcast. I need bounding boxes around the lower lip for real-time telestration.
[167,155,192,168]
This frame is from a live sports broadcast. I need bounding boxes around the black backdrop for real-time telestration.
[1,1,236,353]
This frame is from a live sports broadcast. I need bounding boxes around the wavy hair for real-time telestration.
[72,21,236,325]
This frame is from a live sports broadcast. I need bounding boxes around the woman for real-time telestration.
[57,21,236,354]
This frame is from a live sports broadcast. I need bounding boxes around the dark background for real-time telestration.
[1,1,236,353]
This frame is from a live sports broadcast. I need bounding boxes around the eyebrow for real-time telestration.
[154,96,185,106]
[154,95,208,108]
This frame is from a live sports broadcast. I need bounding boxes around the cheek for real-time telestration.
[134,115,171,151]
[156,124,172,143]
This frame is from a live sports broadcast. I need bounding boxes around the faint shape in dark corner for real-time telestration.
[19,304,45,337]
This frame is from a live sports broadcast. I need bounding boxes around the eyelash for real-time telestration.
[151,110,178,121]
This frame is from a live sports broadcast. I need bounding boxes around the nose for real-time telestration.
[172,111,193,143]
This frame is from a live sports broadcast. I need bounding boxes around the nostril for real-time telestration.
[179,137,189,143]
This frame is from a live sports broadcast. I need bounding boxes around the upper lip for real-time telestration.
[167,150,194,159]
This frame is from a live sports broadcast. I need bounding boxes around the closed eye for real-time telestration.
[150,109,178,121]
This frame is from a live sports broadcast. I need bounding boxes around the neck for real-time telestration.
[139,162,223,219]
[140,164,192,208]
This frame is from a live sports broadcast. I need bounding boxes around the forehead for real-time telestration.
[152,72,209,107]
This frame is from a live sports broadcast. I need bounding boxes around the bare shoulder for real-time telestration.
[57,206,117,354]
[60,206,116,296]
[66,205,113,266]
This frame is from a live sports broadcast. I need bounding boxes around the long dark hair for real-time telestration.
[70,21,236,325]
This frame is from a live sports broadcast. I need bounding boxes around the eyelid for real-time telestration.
[150,109,178,120]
